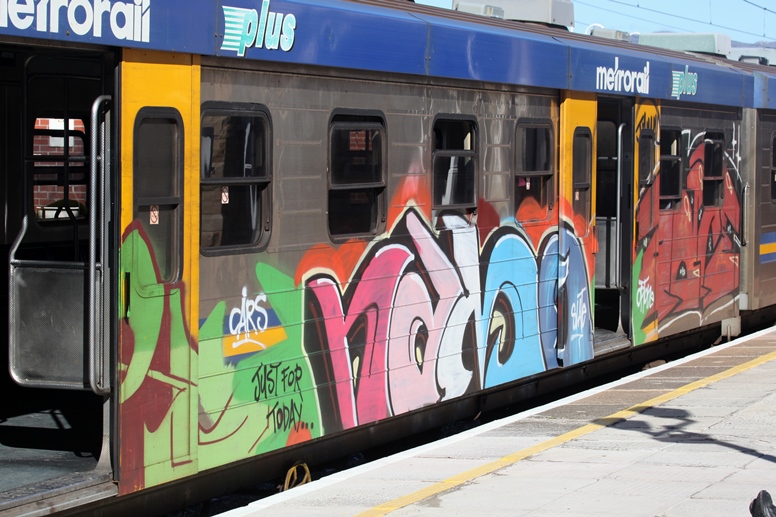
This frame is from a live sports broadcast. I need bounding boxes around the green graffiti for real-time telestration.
[197,263,321,471]
[119,226,196,493]
[120,229,165,403]
[632,249,648,346]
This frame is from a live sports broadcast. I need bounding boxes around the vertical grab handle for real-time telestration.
[615,123,627,289]
[741,182,750,248]
[89,95,112,396]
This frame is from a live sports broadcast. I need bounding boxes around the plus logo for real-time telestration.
[671,65,698,100]
[221,0,296,57]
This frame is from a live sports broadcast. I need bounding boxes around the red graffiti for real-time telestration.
[646,137,741,332]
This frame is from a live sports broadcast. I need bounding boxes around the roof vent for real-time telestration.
[455,0,574,29]
[729,47,776,66]
[589,27,631,42]
[637,32,731,57]
[454,2,505,19]
[739,55,769,66]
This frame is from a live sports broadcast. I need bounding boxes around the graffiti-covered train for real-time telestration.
[2,0,775,513]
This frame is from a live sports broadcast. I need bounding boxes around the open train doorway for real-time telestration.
[594,98,633,353]
[0,46,115,509]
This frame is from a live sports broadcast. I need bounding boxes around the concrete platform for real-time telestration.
[220,326,776,517]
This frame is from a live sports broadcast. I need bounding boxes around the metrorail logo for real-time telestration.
[596,57,650,95]
[0,0,150,42]
[221,0,296,57]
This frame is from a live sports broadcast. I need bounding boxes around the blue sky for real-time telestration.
[415,0,776,45]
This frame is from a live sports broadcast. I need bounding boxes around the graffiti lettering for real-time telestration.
[637,277,655,312]
[636,110,657,133]
[571,287,589,332]
[267,399,303,433]
[305,209,593,433]
[252,361,304,402]
[252,361,308,436]
[229,287,269,349]
[281,364,303,394]
[252,362,277,401]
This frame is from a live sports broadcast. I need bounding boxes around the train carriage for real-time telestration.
[1,0,775,513]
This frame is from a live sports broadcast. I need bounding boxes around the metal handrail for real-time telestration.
[615,123,626,289]
[89,95,111,395]
[741,182,750,248]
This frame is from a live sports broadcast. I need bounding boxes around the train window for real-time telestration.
[572,127,592,232]
[328,115,385,237]
[703,132,725,207]
[659,129,683,210]
[596,121,617,218]
[638,129,655,186]
[32,117,88,222]
[133,108,183,284]
[433,118,477,209]
[516,121,553,219]
[200,104,271,252]
[771,135,776,202]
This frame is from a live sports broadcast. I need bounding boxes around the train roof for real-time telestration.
[2,0,776,109]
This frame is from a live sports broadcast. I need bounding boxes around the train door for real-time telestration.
[750,111,776,310]
[2,48,115,503]
[594,98,634,349]
[632,101,660,345]
[117,49,199,493]
[557,92,596,365]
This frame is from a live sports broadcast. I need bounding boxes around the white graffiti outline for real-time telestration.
[570,286,589,346]
[229,287,269,349]
[636,276,655,313]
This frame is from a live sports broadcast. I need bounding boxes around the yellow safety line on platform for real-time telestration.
[357,348,776,516]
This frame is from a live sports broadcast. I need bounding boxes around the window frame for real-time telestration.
[327,112,386,240]
[572,126,592,234]
[659,127,684,210]
[199,102,273,256]
[432,115,478,210]
[31,115,90,224]
[771,132,776,203]
[515,118,554,221]
[702,130,725,207]
[638,128,655,187]
[133,107,184,285]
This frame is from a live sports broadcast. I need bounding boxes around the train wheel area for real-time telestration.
[214,325,776,517]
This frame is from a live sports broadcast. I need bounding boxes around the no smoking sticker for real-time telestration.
[150,205,159,225]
